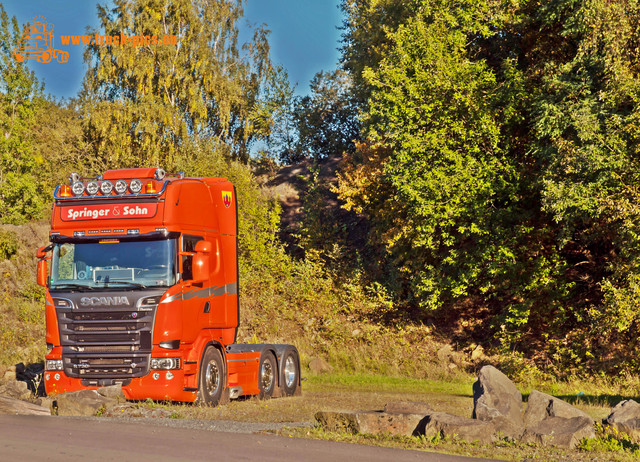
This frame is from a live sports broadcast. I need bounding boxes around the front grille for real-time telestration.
[65,355,148,377]
[57,305,156,379]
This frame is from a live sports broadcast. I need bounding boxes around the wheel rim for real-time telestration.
[284,356,296,388]
[205,360,220,398]
[261,359,274,391]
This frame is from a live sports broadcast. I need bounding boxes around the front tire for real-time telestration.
[197,346,224,406]
[258,351,276,399]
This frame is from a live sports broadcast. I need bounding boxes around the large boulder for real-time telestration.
[420,412,495,444]
[521,416,595,448]
[53,389,116,416]
[315,410,427,437]
[472,365,524,438]
[524,390,593,427]
[0,380,31,401]
[0,395,50,416]
[96,385,125,400]
[603,399,640,441]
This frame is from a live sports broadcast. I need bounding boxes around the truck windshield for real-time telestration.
[50,239,176,290]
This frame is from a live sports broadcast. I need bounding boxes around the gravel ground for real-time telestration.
[56,415,314,433]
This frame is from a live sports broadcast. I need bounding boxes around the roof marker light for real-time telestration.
[114,179,127,194]
[59,185,73,197]
[129,179,143,194]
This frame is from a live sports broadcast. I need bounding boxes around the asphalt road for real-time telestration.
[0,414,495,462]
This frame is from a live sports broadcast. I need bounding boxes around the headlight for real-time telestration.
[150,358,181,370]
[46,359,63,371]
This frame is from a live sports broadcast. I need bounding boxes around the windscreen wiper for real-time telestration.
[50,283,95,291]
[104,280,148,289]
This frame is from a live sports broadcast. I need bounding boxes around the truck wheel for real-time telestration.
[258,351,276,399]
[280,348,300,396]
[40,51,52,63]
[197,346,224,406]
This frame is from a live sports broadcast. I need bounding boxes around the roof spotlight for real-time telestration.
[69,172,80,184]
[100,180,113,195]
[129,179,143,194]
[114,179,127,194]
[86,181,100,195]
[71,181,85,196]
[155,168,166,180]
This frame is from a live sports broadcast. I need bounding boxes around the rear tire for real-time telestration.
[280,348,300,396]
[197,346,224,406]
[258,351,276,399]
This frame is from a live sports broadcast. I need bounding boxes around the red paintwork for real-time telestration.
[42,169,262,401]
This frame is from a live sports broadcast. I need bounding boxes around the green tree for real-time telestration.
[82,0,277,168]
[0,4,46,223]
[291,69,359,162]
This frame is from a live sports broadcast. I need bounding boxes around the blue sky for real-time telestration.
[3,0,343,99]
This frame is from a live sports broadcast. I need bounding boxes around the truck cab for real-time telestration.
[37,168,300,405]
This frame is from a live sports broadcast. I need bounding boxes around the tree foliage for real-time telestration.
[0,5,50,224]
[337,0,640,373]
[82,0,279,168]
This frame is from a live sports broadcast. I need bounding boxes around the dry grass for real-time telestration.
[0,222,49,365]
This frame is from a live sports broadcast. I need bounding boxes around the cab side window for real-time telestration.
[181,235,203,281]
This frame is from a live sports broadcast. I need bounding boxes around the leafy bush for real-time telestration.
[0,229,18,260]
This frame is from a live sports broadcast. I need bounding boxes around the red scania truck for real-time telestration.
[36,167,300,405]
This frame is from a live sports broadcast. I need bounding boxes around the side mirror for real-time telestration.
[37,260,48,287]
[36,245,51,259]
[192,240,211,283]
[36,245,51,287]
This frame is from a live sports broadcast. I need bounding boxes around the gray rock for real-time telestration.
[308,357,333,374]
[35,397,54,411]
[521,416,595,448]
[421,412,496,444]
[0,395,50,416]
[96,385,125,400]
[603,399,640,441]
[384,401,432,415]
[437,345,453,363]
[524,390,593,428]
[53,389,116,416]
[472,365,524,439]
[315,410,427,436]
[471,345,486,361]
[0,380,31,400]
[2,370,16,383]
